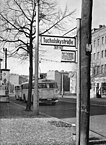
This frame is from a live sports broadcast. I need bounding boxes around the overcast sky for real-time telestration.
[2,0,106,75]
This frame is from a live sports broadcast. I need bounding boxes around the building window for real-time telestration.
[92,67,95,75]
[105,36,106,44]
[97,65,100,74]
[93,53,96,60]
[99,66,101,74]
[102,36,104,44]
[95,66,97,75]
[97,38,100,46]
[104,64,106,73]
[101,50,104,58]
[94,40,96,47]
[101,65,104,74]
[97,52,100,59]
[97,66,99,74]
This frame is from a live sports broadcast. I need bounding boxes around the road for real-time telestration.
[9,96,106,119]
[40,101,76,118]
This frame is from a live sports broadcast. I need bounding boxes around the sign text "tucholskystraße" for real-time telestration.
[40,35,76,47]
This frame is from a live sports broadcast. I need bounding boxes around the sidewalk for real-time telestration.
[0,99,106,144]
[59,96,106,144]
[0,101,75,145]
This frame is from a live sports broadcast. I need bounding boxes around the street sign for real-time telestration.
[54,45,63,50]
[40,35,76,47]
[61,50,76,62]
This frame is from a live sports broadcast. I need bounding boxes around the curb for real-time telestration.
[59,98,76,104]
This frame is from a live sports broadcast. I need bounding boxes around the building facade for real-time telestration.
[46,70,61,93]
[46,70,76,95]
[9,74,28,94]
[91,25,106,98]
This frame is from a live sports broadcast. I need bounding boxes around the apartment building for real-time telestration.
[91,25,106,98]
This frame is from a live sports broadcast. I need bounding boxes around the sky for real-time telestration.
[1,0,106,75]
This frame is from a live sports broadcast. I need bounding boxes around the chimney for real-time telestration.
[94,28,98,31]
[99,25,103,28]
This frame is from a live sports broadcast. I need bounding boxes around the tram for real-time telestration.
[15,79,59,105]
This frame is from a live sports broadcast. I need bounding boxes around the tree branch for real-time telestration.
[40,10,76,35]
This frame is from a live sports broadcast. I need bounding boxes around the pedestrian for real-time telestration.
[96,88,101,98]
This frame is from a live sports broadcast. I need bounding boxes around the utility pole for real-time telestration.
[80,0,93,145]
[3,48,7,69]
[33,0,39,115]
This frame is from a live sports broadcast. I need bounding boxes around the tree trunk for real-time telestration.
[26,43,33,111]
[80,0,93,145]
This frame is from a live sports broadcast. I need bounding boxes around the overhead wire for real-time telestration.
[63,27,77,36]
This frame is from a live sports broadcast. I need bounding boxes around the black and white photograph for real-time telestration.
[0,0,106,145]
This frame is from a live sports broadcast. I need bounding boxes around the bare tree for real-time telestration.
[0,0,75,111]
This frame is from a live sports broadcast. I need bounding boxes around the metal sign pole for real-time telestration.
[33,0,39,114]
[76,18,81,145]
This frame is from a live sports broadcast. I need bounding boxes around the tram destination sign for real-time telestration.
[61,50,76,62]
[40,35,76,47]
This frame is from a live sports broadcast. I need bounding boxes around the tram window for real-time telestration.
[38,83,47,88]
[49,83,57,88]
